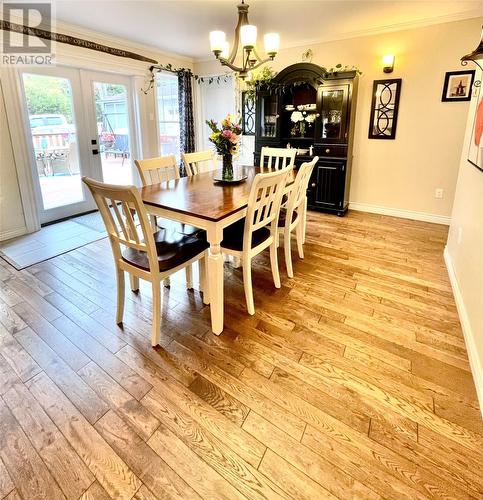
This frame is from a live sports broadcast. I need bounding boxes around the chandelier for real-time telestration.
[461,25,483,71]
[209,0,280,79]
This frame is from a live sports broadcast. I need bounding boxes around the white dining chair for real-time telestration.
[135,154,180,185]
[182,150,218,176]
[260,146,296,171]
[220,167,291,315]
[83,177,209,346]
[278,156,318,278]
[134,155,203,290]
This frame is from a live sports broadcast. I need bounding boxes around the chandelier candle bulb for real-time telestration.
[241,25,257,48]
[210,31,226,53]
[221,41,230,59]
[264,33,280,57]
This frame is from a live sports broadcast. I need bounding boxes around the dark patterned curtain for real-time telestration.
[177,70,195,175]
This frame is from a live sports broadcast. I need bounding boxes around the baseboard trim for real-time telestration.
[348,202,451,225]
[444,246,483,418]
[0,226,27,242]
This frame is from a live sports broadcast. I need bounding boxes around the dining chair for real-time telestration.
[260,146,296,171]
[83,177,209,346]
[182,150,218,176]
[135,154,180,185]
[220,167,291,315]
[134,155,204,290]
[278,156,318,278]
[134,155,180,230]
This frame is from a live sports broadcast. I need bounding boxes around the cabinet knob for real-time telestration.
[325,148,330,153]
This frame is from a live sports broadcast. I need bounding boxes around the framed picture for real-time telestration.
[368,78,402,140]
[441,70,475,102]
[467,73,482,172]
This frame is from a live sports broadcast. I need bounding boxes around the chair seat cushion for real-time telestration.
[122,230,208,272]
[278,208,299,227]
[221,219,271,251]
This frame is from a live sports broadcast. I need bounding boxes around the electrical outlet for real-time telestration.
[435,188,444,199]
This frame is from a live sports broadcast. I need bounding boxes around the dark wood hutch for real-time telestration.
[253,63,358,216]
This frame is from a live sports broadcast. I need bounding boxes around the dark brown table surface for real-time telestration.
[140,165,260,222]
[140,165,296,222]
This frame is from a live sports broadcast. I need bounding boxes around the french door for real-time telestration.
[19,66,137,224]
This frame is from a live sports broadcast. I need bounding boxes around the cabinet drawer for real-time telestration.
[316,145,347,158]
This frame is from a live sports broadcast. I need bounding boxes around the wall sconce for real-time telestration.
[382,54,395,73]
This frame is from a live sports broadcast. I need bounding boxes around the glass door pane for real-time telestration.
[22,73,84,211]
[93,81,133,185]
[319,85,348,142]
[260,94,279,138]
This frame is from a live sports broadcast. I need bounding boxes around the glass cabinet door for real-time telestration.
[259,94,279,138]
[318,84,349,142]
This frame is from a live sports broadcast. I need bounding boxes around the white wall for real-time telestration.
[445,66,483,413]
[195,17,483,223]
[195,75,235,151]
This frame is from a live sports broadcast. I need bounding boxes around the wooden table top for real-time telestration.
[141,166,264,222]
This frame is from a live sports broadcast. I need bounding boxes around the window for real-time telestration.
[241,91,255,135]
[101,101,128,131]
[156,72,180,160]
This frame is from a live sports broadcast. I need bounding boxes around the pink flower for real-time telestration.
[222,129,232,139]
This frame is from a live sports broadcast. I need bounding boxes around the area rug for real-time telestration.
[0,211,107,270]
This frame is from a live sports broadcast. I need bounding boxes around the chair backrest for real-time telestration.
[182,150,217,176]
[260,147,296,171]
[285,157,319,222]
[243,167,291,250]
[134,155,180,186]
[82,177,159,275]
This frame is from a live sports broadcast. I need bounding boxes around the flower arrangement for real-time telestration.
[205,114,242,156]
[290,110,318,137]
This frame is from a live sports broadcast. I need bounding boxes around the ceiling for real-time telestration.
[53,0,483,60]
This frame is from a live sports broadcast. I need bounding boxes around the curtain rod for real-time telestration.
[0,21,158,64]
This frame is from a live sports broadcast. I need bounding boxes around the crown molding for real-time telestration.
[3,13,194,66]
[194,9,483,63]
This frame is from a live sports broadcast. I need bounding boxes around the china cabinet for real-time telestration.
[253,63,358,216]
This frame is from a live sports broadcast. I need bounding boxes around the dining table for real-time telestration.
[140,165,302,335]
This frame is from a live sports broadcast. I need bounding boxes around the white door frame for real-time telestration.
[17,65,97,224]
[15,66,140,225]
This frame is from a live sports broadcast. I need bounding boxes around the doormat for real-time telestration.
[0,211,107,270]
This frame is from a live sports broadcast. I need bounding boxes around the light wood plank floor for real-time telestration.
[0,210,481,500]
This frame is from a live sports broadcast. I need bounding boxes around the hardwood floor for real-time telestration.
[0,210,481,500]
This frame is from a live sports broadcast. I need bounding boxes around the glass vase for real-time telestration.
[222,154,234,180]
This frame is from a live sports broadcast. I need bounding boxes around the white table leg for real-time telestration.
[207,226,224,335]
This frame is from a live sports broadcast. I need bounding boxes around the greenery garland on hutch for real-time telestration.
[251,63,359,216]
